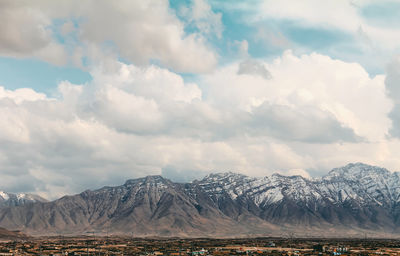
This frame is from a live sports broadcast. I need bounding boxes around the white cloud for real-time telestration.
[0,0,218,73]
[0,87,47,103]
[248,103,362,143]
[0,1,51,53]
[203,51,392,142]
[237,59,271,79]
[0,51,395,199]
[232,0,397,75]
[0,0,67,66]
[76,0,218,73]
[254,26,291,49]
[259,0,361,32]
[385,55,400,138]
[256,0,400,67]
[182,0,224,38]
[287,169,311,179]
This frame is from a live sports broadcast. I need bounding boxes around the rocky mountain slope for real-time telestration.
[195,163,400,236]
[1,163,400,237]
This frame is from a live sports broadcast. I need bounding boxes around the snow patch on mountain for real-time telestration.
[197,163,400,208]
[0,191,47,207]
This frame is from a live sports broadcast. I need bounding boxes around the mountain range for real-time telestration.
[1,163,400,237]
[0,191,47,207]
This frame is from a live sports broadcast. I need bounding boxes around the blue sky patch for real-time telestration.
[0,57,92,95]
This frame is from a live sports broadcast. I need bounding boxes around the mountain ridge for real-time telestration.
[0,191,48,208]
[1,163,400,237]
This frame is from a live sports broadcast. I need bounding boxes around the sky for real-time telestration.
[1,0,400,199]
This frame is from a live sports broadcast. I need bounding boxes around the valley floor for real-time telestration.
[1,236,400,255]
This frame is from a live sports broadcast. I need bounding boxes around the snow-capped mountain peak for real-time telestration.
[201,172,249,182]
[0,191,9,201]
[195,163,400,208]
[2,162,400,237]
[325,162,391,180]
[0,191,47,207]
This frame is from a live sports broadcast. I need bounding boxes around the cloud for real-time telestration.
[248,103,362,143]
[0,0,218,73]
[0,0,67,66]
[287,169,311,179]
[0,87,47,103]
[181,0,224,38]
[78,0,218,73]
[247,0,400,73]
[237,40,249,57]
[258,0,362,32]
[161,166,208,183]
[254,25,291,49]
[204,51,392,141]
[237,59,272,79]
[385,55,400,138]
[0,51,394,199]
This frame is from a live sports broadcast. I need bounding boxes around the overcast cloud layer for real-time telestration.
[1,0,400,199]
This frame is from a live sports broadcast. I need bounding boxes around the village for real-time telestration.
[0,237,400,255]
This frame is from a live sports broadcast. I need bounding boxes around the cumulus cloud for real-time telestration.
[77,0,217,72]
[237,59,272,79]
[0,87,47,103]
[0,0,218,73]
[385,55,400,137]
[181,0,224,38]
[0,0,67,65]
[204,51,392,142]
[287,169,311,179]
[0,51,394,199]
[248,103,362,143]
